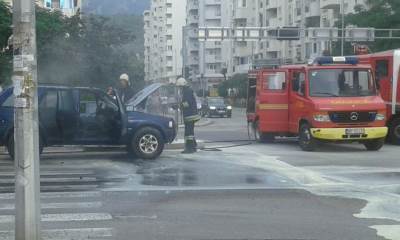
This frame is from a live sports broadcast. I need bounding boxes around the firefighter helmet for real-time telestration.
[176,77,188,87]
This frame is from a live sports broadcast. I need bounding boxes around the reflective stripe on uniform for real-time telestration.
[184,114,201,122]
[185,136,195,141]
[182,102,189,108]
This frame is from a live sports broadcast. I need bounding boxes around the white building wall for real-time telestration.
[144,0,186,83]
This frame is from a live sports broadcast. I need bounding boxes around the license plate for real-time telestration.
[218,111,225,113]
[345,128,365,135]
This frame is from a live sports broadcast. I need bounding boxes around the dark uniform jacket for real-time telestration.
[181,86,200,123]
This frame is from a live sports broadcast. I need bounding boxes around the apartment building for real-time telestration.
[255,0,368,63]
[4,0,81,16]
[143,0,186,84]
[183,0,258,90]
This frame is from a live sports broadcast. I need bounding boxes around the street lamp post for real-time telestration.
[341,0,345,56]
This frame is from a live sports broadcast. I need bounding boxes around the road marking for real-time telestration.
[0,228,113,240]
[0,177,98,184]
[0,213,112,223]
[0,191,101,200]
[0,201,102,210]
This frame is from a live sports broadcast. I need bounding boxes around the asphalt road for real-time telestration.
[0,108,399,240]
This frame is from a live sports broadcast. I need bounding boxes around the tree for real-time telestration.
[333,0,400,55]
[0,4,145,90]
[0,1,12,86]
[217,74,247,98]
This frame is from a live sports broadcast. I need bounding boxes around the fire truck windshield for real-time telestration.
[309,69,376,97]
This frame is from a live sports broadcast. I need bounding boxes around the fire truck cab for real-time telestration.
[358,49,400,145]
[247,57,388,151]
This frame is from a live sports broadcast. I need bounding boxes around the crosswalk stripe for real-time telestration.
[0,177,98,184]
[0,228,113,240]
[0,191,101,200]
[0,201,102,210]
[0,213,112,223]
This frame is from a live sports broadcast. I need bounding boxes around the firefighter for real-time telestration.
[176,77,200,154]
[118,73,135,104]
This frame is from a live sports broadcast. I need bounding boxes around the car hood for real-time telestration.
[126,83,163,107]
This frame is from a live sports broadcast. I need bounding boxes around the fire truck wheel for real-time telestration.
[389,118,400,145]
[299,124,317,152]
[363,138,385,151]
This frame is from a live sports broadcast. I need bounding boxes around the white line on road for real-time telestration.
[0,191,101,200]
[0,228,113,240]
[0,213,112,224]
[0,177,98,184]
[0,201,102,210]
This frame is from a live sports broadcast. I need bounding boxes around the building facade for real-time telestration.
[182,0,368,92]
[144,0,186,84]
[255,0,368,63]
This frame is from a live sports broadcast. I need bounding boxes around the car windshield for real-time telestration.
[208,98,225,105]
[309,69,377,97]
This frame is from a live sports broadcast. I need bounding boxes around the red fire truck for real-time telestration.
[246,56,388,151]
[358,49,400,144]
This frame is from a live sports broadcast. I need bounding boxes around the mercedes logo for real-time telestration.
[350,112,359,121]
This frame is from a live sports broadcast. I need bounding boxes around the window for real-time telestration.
[40,90,58,109]
[292,72,306,96]
[376,60,389,78]
[59,90,74,112]
[309,69,376,97]
[238,0,247,7]
[2,94,14,108]
[264,72,286,90]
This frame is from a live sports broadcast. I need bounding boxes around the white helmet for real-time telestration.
[176,77,188,87]
[119,73,129,82]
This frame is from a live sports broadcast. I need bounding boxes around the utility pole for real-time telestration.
[300,0,306,61]
[341,0,345,56]
[12,0,41,239]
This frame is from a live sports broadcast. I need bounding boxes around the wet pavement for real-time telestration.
[0,108,399,239]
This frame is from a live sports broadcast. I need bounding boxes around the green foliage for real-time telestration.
[217,74,248,98]
[0,1,12,86]
[0,4,145,90]
[333,0,400,55]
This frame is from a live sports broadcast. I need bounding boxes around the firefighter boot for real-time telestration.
[182,140,197,154]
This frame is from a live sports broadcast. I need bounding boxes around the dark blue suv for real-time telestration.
[0,84,176,159]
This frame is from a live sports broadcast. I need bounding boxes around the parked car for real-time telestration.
[202,97,232,118]
[0,84,176,160]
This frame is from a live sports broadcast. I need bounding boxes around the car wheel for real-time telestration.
[254,122,274,143]
[131,127,164,160]
[363,138,385,151]
[299,123,317,151]
[7,134,44,160]
[389,118,400,145]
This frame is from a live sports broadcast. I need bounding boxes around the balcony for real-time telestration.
[233,63,251,74]
[188,56,199,65]
[188,14,199,25]
[205,54,222,63]
[305,1,321,17]
[234,7,253,20]
[320,0,340,11]
[187,0,199,11]
[265,0,279,9]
